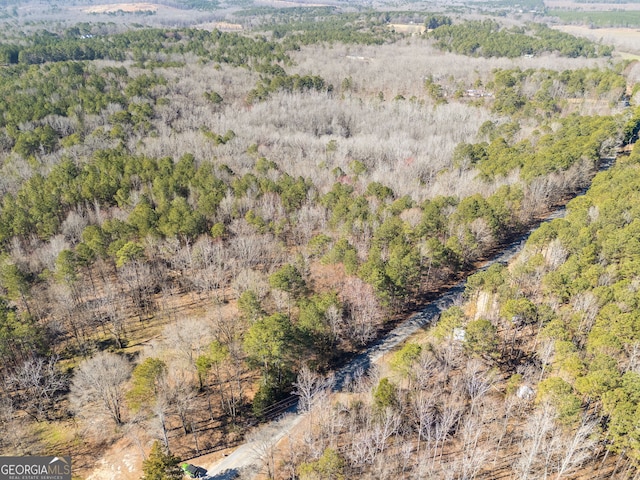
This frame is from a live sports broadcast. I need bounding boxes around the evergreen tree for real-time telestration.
[140,441,182,480]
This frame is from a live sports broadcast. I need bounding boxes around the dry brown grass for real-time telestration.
[82,3,159,14]
[387,23,426,35]
[552,25,640,56]
[255,0,333,7]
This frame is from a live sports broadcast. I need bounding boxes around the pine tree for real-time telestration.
[140,441,183,480]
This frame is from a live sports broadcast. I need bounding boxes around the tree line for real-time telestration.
[429,19,613,58]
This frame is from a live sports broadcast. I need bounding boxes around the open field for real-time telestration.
[620,51,640,60]
[387,23,426,35]
[550,9,640,27]
[545,0,640,10]
[553,24,640,55]
[10,1,215,26]
[254,0,336,6]
[83,3,159,14]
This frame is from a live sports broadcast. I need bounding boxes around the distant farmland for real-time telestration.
[550,9,640,27]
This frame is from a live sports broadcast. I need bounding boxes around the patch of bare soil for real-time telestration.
[78,391,242,480]
[85,437,143,480]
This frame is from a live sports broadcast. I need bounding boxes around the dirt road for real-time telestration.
[201,207,569,479]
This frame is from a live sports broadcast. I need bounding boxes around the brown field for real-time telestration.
[545,0,640,10]
[387,23,427,35]
[255,0,334,7]
[553,24,640,55]
[83,3,160,14]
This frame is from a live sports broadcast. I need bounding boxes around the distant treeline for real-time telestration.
[550,10,640,28]
[429,20,613,58]
[0,27,289,66]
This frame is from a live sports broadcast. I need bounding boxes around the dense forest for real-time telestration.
[290,137,640,479]
[0,1,638,479]
[428,20,613,58]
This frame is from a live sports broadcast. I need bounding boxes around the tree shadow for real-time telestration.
[206,469,239,480]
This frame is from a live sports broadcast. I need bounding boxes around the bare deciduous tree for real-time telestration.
[162,359,198,439]
[293,364,334,413]
[456,412,491,480]
[162,317,212,372]
[9,355,67,421]
[513,403,556,480]
[118,259,156,320]
[248,419,286,480]
[0,392,30,453]
[573,291,600,338]
[432,395,463,465]
[555,415,598,478]
[70,352,132,428]
[341,277,383,346]
[464,359,495,412]
[97,284,128,349]
[149,391,172,450]
[412,390,437,460]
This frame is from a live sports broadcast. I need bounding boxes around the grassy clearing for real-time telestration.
[619,51,640,60]
[550,9,640,27]
[31,421,78,451]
